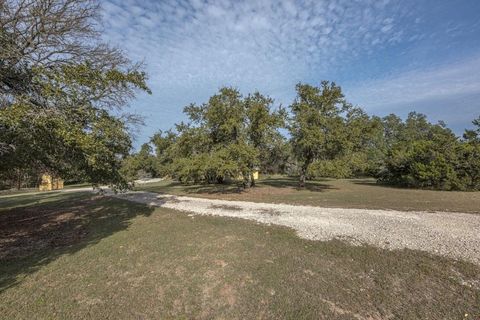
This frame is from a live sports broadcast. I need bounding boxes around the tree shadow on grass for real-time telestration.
[0,191,92,210]
[146,178,336,195]
[258,177,337,192]
[181,183,244,195]
[141,181,248,195]
[0,192,154,293]
[349,178,436,191]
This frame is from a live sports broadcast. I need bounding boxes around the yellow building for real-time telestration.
[39,174,64,191]
[236,170,259,181]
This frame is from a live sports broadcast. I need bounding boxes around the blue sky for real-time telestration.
[100,0,480,147]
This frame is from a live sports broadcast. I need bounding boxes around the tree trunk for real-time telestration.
[16,169,22,190]
[299,164,308,188]
[243,175,251,188]
[299,172,306,188]
[250,172,256,187]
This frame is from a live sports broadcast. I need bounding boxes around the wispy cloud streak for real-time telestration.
[347,55,480,111]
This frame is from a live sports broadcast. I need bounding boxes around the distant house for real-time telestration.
[39,174,64,191]
[236,169,259,181]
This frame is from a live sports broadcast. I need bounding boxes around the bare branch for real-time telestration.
[1,0,145,109]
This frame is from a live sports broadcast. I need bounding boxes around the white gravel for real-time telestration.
[112,191,480,265]
[134,178,165,184]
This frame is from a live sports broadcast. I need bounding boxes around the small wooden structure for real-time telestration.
[236,170,259,181]
[39,174,64,191]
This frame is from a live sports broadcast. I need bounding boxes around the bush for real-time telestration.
[307,159,352,179]
[379,134,470,190]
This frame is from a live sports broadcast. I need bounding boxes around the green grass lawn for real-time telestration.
[136,175,480,213]
[0,187,39,196]
[1,192,479,319]
[0,183,91,199]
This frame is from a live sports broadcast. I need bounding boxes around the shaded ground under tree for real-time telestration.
[0,192,154,292]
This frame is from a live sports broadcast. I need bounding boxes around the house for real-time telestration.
[236,169,259,181]
[39,174,64,191]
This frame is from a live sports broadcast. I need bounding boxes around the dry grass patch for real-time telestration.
[0,192,479,319]
[137,176,480,213]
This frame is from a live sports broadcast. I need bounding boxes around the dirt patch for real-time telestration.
[214,259,228,268]
[219,284,237,306]
[319,297,376,320]
[0,200,92,259]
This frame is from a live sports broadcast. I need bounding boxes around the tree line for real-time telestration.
[123,82,480,191]
[1,0,479,192]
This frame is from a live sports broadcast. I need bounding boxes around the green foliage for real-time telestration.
[343,109,385,177]
[1,62,149,189]
[245,92,287,177]
[288,81,382,184]
[150,130,177,177]
[0,101,133,189]
[383,140,458,189]
[456,142,480,190]
[131,81,480,193]
[307,158,352,179]
[161,88,283,186]
[0,0,150,190]
[379,113,480,190]
[456,116,480,190]
[171,143,257,184]
[289,81,348,185]
[258,131,291,174]
[120,143,158,181]
[287,83,480,191]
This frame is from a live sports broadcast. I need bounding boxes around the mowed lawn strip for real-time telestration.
[136,176,480,214]
[0,192,479,319]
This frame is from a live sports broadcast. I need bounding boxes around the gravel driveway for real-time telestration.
[113,191,480,265]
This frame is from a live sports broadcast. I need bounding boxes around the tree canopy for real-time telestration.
[378,114,480,190]
[121,88,285,187]
[0,0,150,189]
[288,81,384,186]
[123,83,479,191]
[171,88,284,187]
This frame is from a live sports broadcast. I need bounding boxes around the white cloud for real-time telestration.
[98,0,480,143]
[346,55,480,111]
[101,0,407,94]
[381,24,393,33]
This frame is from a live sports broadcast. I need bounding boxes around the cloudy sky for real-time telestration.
[101,0,480,147]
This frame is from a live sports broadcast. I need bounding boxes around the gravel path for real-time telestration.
[113,191,480,265]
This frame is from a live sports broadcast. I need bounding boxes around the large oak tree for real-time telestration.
[0,0,150,189]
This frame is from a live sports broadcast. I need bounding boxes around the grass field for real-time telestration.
[1,192,479,319]
[136,175,480,213]
[0,183,91,198]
